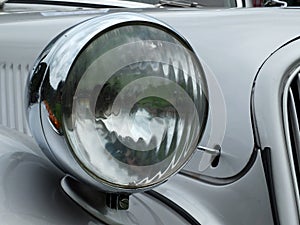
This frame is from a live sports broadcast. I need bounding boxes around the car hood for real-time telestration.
[1,7,300,179]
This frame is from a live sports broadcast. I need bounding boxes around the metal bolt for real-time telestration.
[119,196,129,210]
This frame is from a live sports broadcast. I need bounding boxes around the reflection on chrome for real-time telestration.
[27,13,208,191]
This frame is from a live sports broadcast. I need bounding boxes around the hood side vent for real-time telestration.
[0,63,31,135]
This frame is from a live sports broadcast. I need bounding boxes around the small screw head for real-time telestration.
[119,197,129,210]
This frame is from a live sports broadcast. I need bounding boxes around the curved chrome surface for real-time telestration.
[27,12,208,192]
[282,64,300,210]
[236,0,244,7]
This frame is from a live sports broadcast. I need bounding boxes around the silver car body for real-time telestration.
[0,2,299,224]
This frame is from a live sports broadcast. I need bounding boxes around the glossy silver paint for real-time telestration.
[156,150,274,224]
[0,126,193,225]
[0,126,102,225]
[3,8,300,179]
[1,4,300,225]
[161,8,300,178]
[253,38,300,225]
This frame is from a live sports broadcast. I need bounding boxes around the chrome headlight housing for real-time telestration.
[27,13,208,192]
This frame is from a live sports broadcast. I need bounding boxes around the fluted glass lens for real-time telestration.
[63,25,208,188]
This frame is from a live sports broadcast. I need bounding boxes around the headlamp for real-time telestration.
[27,13,208,192]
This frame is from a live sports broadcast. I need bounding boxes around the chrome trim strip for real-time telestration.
[236,0,243,7]
[282,67,300,216]
[6,0,154,8]
[287,88,300,165]
[261,147,281,225]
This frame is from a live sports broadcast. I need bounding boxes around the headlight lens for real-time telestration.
[28,13,208,191]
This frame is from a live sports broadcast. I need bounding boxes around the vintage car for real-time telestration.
[1,0,300,224]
